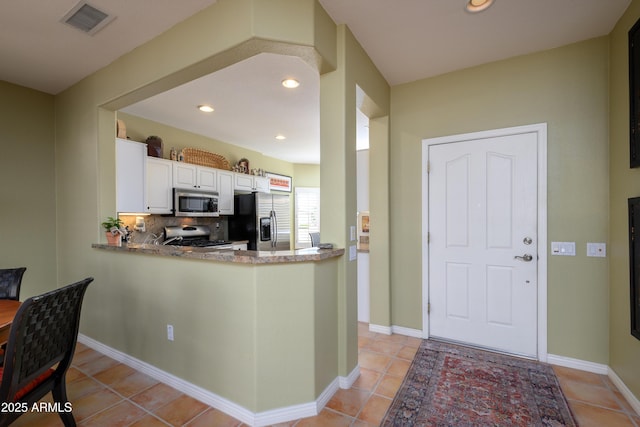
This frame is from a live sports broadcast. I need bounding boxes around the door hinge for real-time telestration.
[427,302,431,314]
[426,162,431,174]
[427,232,430,243]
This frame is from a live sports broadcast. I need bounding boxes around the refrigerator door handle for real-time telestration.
[271,210,277,247]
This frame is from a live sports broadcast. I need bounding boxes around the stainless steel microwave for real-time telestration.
[173,189,219,217]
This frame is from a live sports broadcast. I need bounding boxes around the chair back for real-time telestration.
[309,232,320,247]
[0,268,26,301]
[0,277,93,408]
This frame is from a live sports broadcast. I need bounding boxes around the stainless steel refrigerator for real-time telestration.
[228,192,290,250]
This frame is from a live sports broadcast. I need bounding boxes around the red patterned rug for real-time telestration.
[382,340,576,426]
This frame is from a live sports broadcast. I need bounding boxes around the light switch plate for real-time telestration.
[349,245,357,261]
[587,243,606,257]
[551,241,576,256]
[350,226,356,241]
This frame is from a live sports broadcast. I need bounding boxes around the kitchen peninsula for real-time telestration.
[91,242,346,423]
[92,242,343,264]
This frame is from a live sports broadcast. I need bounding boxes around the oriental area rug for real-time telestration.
[381,340,576,426]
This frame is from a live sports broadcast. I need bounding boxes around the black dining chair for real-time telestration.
[0,267,26,301]
[0,277,93,427]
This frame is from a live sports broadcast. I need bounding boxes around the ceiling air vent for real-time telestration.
[61,2,115,35]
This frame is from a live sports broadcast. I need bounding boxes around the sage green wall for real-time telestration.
[609,0,640,399]
[320,24,389,376]
[0,81,57,298]
[389,37,610,363]
[293,164,320,188]
[91,250,339,412]
[369,116,391,327]
[50,0,349,412]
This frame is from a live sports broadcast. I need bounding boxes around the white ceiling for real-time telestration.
[0,0,631,164]
[320,0,631,86]
[121,53,321,164]
[0,0,218,95]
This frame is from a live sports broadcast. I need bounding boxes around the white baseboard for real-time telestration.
[391,325,424,338]
[608,367,640,416]
[77,334,347,427]
[339,364,360,389]
[547,353,609,375]
[548,353,640,416]
[369,324,392,335]
[369,324,424,339]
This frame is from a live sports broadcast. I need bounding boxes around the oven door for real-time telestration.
[174,189,219,217]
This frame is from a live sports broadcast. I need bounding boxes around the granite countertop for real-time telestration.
[92,243,344,264]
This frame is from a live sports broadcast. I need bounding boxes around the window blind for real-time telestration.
[295,187,320,248]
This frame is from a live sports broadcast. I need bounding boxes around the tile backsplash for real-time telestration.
[118,215,228,244]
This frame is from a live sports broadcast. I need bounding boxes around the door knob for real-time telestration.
[514,254,533,262]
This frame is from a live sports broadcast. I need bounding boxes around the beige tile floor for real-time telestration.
[10,323,640,426]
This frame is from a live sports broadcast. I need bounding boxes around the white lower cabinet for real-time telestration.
[217,170,234,215]
[146,157,173,214]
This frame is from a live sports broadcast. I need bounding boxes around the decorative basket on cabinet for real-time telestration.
[181,148,231,170]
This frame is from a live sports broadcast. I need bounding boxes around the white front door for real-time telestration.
[427,130,539,357]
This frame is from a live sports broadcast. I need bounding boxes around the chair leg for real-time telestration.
[52,379,76,427]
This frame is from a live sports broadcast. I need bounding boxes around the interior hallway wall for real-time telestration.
[0,81,57,298]
[609,0,640,400]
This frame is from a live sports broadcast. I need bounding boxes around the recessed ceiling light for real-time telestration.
[198,105,214,113]
[466,0,494,13]
[281,79,300,89]
[275,135,286,140]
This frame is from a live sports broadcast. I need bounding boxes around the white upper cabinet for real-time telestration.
[234,173,270,193]
[197,167,217,192]
[217,170,235,215]
[116,142,277,216]
[173,163,197,189]
[254,176,270,193]
[146,157,173,214]
[234,173,254,192]
[116,138,146,213]
[173,163,217,192]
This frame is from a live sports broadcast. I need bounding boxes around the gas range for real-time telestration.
[162,225,232,248]
[169,239,232,248]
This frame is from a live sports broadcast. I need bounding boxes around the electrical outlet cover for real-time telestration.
[587,243,606,257]
[551,241,576,256]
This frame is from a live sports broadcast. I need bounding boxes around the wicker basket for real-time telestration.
[181,148,231,170]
